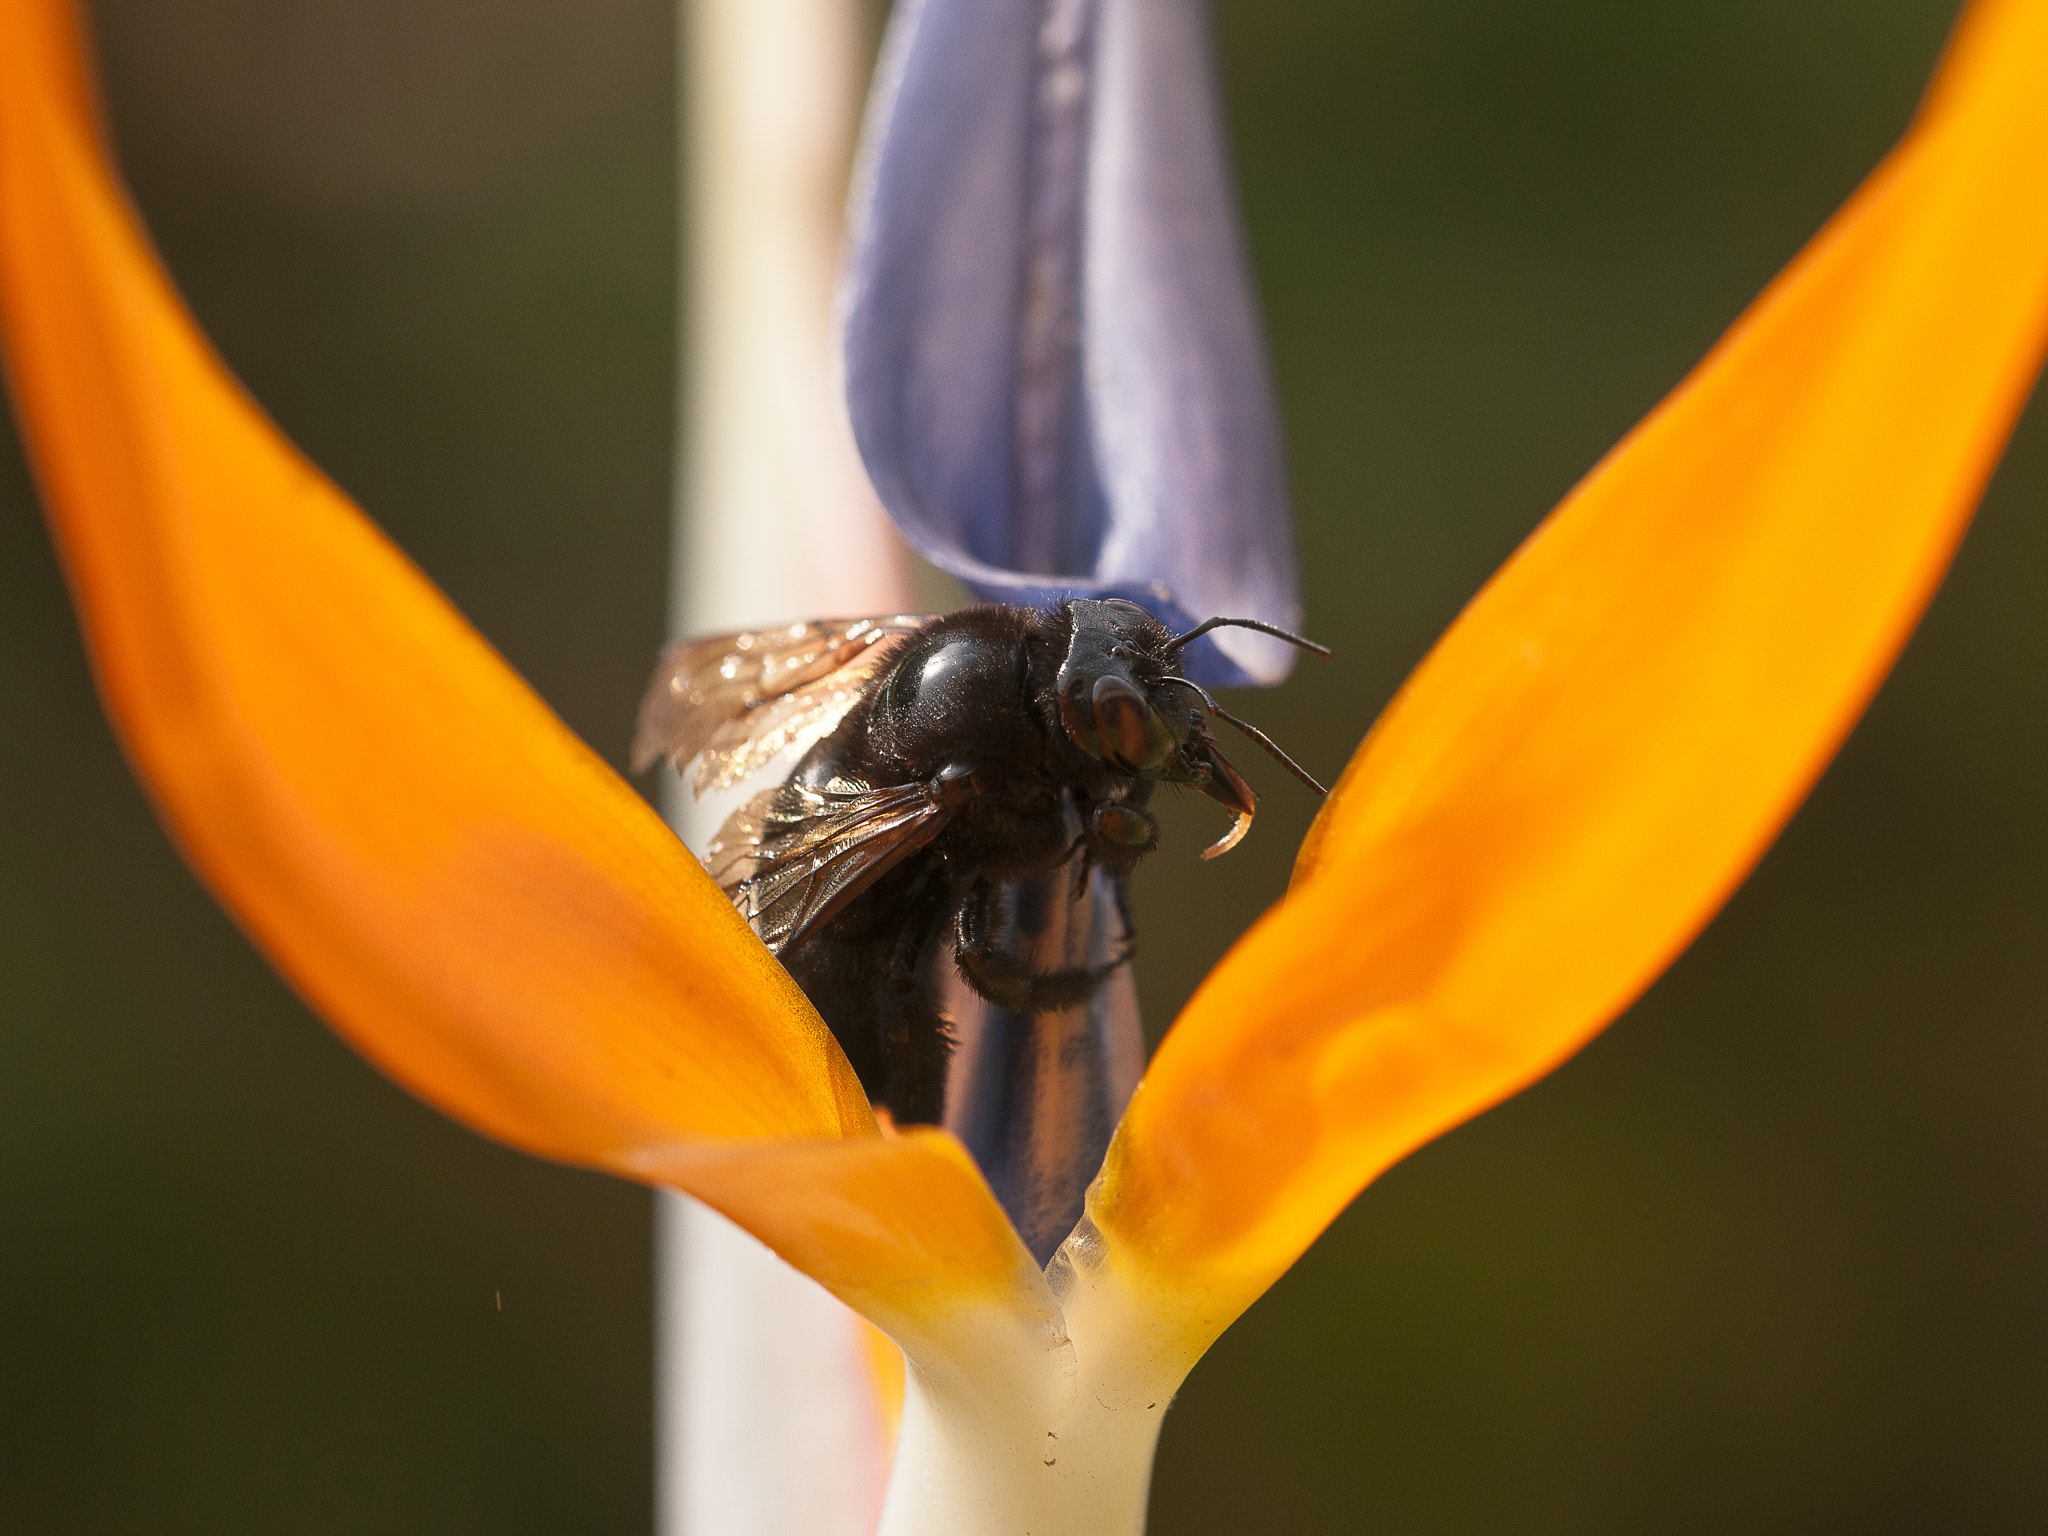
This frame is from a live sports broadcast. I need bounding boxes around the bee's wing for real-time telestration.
[704,774,961,955]
[631,615,934,793]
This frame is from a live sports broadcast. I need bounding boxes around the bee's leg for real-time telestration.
[785,862,957,1125]
[883,867,939,983]
[783,931,888,1104]
[874,981,951,1125]
[951,879,1017,1000]
[1104,870,1139,952]
[954,879,1133,1014]
[1067,832,1096,899]
[1081,800,1159,878]
[870,867,954,1125]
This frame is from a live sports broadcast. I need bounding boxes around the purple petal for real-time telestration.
[842,0,1303,686]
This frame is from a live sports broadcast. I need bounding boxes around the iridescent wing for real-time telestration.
[704,772,966,954]
[631,615,933,796]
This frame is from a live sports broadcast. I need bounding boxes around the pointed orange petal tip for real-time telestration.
[1090,0,2048,1347]
[0,0,1043,1352]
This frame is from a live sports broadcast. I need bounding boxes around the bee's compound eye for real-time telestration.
[1091,674,1176,773]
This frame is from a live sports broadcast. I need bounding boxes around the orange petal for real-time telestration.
[1088,0,2048,1349]
[0,0,1052,1357]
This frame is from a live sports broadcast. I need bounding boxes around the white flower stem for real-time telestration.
[660,1201,895,1535]
[659,3,908,1535]
[672,0,906,636]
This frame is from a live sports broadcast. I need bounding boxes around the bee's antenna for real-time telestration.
[1155,676,1329,798]
[1154,674,1221,712]
[1211,708,1329,797]
[1164,616,1332,660]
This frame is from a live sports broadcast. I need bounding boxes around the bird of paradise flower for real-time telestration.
[3,0,2047,1532]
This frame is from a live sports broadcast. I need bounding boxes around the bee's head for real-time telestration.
[1053,598,1331,857]
[1053,598,1187,775]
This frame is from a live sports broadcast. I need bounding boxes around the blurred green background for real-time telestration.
[2,0,2042,1530]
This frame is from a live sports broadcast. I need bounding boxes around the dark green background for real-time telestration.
[3,1,2040,1530]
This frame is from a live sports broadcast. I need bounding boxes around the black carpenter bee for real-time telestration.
[632,598,1327,1125]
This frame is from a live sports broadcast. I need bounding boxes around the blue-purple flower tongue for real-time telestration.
[842,0,1304,689]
